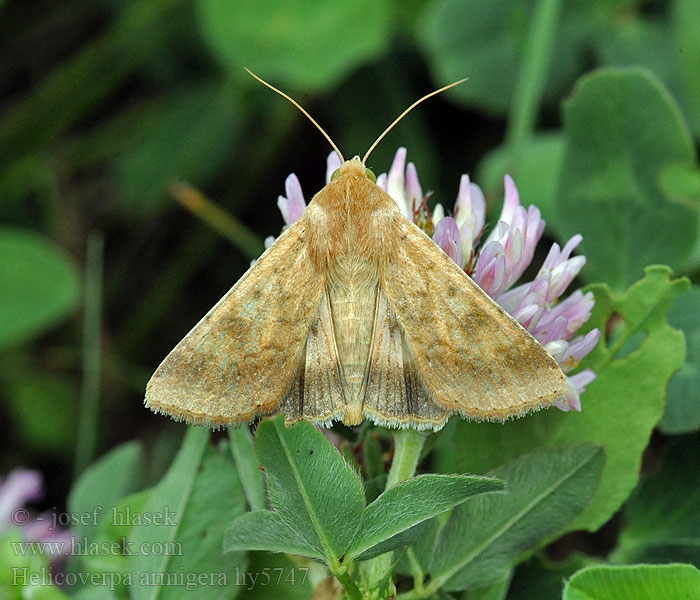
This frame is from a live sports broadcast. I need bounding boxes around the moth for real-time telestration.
[145,74,567,431]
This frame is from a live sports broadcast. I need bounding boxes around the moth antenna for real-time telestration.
[246,68,345,163]
[362,78,468,165]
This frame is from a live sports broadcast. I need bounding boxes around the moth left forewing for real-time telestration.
[379,213,567,422]
[282,286,347,426]
[145,218,325,427]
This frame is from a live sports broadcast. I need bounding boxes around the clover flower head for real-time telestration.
[0,469,43,529]
[277,173,306,227]
[0,469,74,561]
[274,148,601,411]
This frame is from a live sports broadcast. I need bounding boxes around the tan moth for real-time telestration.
[145,73,567,431]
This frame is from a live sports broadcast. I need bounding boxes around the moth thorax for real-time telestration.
[326,255,378,289]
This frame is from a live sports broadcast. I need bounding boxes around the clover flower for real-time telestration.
[0,468,73,560]
[0,469,43,530]
[276,148,600,411]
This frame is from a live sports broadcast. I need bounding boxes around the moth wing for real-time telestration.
[362,287,451,430]
[381,215,567,421]
[145,218,325,426]
[282,286,347,425]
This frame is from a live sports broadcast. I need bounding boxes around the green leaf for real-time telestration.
[348,474,504,560]
[362,432,384,481]
[68,441,144,542]
[461,582,510,600]
[592,16,700,137]
[660,286,700,433]
[70,585,117,600]
[660,163,700,272]
[420,0,700,135]
[197,0,394,91]
[660,363,700,434]
[505,554,594,600]
[67,552,130,595]
[553,68,699,289]
[436,267,688,532]
[418,0,585,115]
[11,582,71,600]
[4,374,77,454]
[230,431,486,569]
[461,574,511,600]
[1,530,71,596]
[595,19,673,78]
[476,133,564,220]
[421,444,603,592]
[103,488,152,542]
[229,426,266,511]
[255,417,365,566]
[0,228,80,350]
[611,436,700,566]
[362,432,385,503]
[115,82,240,214]
[127,427,248,600]
[71,587,118,600]
[237,552,315,600]
[563,564,700,600]
[224,511,323,559]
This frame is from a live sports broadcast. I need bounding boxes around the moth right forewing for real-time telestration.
[381,214,567,421]
[145,217,325,426]
[362,287,451,430]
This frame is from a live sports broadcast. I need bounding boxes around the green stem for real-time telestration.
[74,232,104,477]
[386,429,427,489]
[396,587,423,600]
[504,0,563,158]
[361,429,428,594]
[170,181,264,259]
[334,567,363,600]
[405,547,426,593]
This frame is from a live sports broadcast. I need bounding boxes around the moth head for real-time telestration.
[330,160,377,183]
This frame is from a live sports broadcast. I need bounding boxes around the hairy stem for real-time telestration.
[360,429,428,594]
[334,566,363,600]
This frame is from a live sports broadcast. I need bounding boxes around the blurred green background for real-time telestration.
[1,0,700,527]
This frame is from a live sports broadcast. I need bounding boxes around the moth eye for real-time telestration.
[364,168,377,183]
[331,168,341,181]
